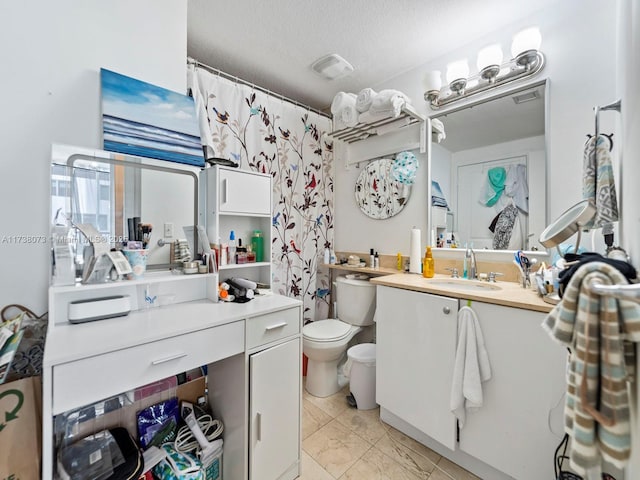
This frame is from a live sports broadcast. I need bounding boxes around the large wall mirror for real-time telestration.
[51,144,199,271]
[428,80,548,252]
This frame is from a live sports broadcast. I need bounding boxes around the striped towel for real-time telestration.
[542,262,640,474]
[582,135,619,230]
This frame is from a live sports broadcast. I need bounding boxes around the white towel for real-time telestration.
[358,109,387,124]
[331,92,358,129]
[431,118,446,143]
[339,101,358,128]
[368,89,410,118]
[330,91,356,115]
[450,306,492,428]
[356,88,377,113]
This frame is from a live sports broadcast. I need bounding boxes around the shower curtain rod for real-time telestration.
[187,57,331,119]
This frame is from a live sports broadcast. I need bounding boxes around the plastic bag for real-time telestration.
[137,397,180,449]
[153,443,203,480]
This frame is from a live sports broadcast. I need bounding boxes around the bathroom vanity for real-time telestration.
[372,274,566,480]
[43,272,302,480]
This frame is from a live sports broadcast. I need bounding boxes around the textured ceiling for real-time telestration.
[188,0,561,111]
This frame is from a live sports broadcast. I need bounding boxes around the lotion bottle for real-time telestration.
[422,246,435,278]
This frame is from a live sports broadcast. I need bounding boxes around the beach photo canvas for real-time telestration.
[100,68,204,166]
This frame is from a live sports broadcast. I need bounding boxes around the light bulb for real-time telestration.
[446,60,469,84]
[477,44,503,70]
[511,27,542,57]
[424,71,442,92]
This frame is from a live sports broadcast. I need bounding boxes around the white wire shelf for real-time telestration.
[327,105,425,144]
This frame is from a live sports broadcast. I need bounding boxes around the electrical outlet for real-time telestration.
[163,222,174,238]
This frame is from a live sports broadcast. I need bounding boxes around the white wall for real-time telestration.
[617,1,640,477]
[0,0,187,313]
[334,0,618,255]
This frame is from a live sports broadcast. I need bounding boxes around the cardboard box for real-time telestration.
[0,376,42,480]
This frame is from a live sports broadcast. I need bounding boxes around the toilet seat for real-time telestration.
[303,319,353,342]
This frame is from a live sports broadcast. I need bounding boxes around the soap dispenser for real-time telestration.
[422,246,434,278]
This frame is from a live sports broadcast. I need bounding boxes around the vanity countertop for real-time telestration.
[370,273,553,313]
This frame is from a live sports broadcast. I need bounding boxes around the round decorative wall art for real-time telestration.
[354,158,411,219]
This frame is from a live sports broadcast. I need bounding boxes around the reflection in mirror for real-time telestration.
[428,80,547,251]
[51,144,199,272]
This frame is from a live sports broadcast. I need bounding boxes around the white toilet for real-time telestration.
[303,275,376,397]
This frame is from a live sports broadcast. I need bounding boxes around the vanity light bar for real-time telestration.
[425,51,545,110]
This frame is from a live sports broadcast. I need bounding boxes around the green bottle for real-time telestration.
[251,230,264,262]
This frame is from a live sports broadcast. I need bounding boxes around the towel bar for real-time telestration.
[593,99,621,141]
[587,280,640,303]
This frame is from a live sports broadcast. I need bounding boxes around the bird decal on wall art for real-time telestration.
[273,212,281,226]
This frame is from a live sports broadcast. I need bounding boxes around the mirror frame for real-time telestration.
[426,78,550,254]
[65,152,199,271]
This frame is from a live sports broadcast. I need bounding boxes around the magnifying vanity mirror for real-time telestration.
[51,144,199,271]
[427,80,548,252]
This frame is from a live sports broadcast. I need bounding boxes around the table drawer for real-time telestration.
[246,307,300,350]
[52,321,244,415]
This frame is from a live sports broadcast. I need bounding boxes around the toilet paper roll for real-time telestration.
[409,227,422,274]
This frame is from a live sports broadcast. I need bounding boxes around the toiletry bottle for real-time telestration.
[228,230,236,264]
[369,248,375,268]
[330,248,336,265]
[251,229,264,262]
[463,243,469,279]
[246,245,256,263]
[236,238,247,264]
[396,252,403,271]
[374,251,380,269]
[423,246,435,278]
[324,248,330,265]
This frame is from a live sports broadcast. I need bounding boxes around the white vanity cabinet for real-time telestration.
[375,283,567,480]
[43,274,302,480]
[200,166,273,285]
[249,338,300,480]
[376,285,458,450]
[206,304,302,480]
[457,301,566,480]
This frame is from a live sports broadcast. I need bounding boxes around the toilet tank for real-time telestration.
[336,275,376,326]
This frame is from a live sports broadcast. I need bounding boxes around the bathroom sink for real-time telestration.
[423,278,502,292]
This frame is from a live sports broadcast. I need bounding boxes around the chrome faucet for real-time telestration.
[465,246,477,279]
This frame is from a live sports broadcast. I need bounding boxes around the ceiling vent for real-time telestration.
[311,54,354,80]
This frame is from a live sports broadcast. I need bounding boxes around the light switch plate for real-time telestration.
[163,222,174,238]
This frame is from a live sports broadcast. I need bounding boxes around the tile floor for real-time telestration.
[301,381,481,480]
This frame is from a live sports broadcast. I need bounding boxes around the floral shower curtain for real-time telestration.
[188,65,334,322]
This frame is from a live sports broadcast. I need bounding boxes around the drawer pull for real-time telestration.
[151,353,187,365]
[265,322,287,331]
[256,412,262,441]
